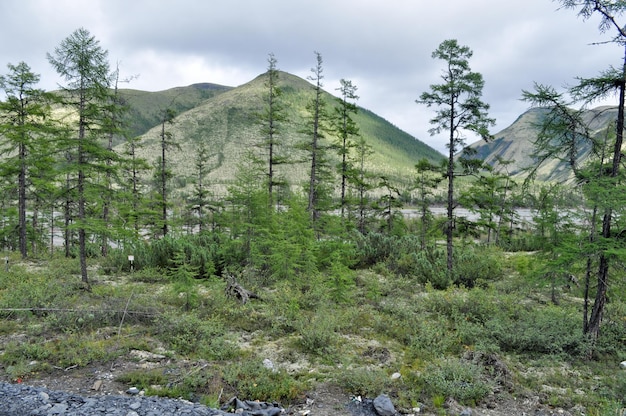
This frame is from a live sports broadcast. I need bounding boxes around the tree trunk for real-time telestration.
[586,44,626,341]
[161,120,168,237]
[446,112,455,275]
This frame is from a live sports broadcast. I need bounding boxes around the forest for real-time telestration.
[0,1,625,415]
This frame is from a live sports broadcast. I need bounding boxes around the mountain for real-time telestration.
[467,106,620,182]
[119,71,444,197]
[119,82,232,141]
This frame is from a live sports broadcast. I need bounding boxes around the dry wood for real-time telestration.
[225,274,260,304]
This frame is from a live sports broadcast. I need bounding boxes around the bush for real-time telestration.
[154,312,239,360]
[335,367,392,397]
[485,305,590,356]
[419,358,492,406]
[454,245,504,288]
[296,309,339,355]
[221,360,305,403]
[106,233,221,277]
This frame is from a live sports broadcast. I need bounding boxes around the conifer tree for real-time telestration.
[526,0,626,344]
[303,52,333,228]
[417,39,494,275]
[155,108,178,237]
[354,137,374,234]
[188,143,218,233]
[333,79,360,219]
[414,158,443,248]
[47,27,116,285]
[0,62,57,258]
[257,53,288,208]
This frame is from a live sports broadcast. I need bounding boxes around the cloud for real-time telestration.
[1,0,624,153]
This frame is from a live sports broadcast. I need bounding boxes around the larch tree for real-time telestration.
[354,137,374,234]
[416,39,494,276]
[258,53,288,208]
[0,62,56,258]
[303,52,332,228]
[155,107,177,237]
[414,158,444,249]
[534,0,626,344]
[47,27,116,285]
[333,79,360,220]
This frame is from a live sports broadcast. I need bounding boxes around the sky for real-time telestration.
[0,0,623,154]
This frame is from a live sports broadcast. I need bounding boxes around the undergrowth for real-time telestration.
[0,250,624,415]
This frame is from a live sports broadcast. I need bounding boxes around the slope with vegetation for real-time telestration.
[468,106,620,182]
[122,71,443,197]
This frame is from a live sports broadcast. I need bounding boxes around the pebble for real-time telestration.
[0,382,234,415]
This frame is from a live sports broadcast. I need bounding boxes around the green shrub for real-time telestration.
[296,309,339,355]
[154,312,239,360]
[485,305,589,356]
[107,234,220,277]
[115,369,167,388]
[0,268,78,313]
[221,360,305,403]
[454,244,504,288]
[335,367,392,397]
[419,358,492,406]
[407,316,462,359]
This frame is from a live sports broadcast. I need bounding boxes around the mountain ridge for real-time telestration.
[468,105,620,182]
[119,71,444,197]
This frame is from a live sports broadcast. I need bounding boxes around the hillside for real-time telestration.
[119,71,444,197]
[119,82,232,141]
[467,106,620,182]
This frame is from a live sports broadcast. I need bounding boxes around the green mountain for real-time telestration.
[119,82,232,140]
[467,106,620,182]
[119,71,444,197]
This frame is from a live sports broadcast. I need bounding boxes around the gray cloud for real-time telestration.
[0,0,622,153]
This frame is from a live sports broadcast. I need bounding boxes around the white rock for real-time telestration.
[620,360,626,369]
[391,372,401,380]
[263,358,276,371]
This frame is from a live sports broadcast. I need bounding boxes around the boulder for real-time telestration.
[373,394,396,416]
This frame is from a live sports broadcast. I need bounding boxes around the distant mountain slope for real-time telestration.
[468,106,619,182]
[119,83,232,140]
[123,71,444,197]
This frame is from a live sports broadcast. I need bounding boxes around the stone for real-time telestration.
[263,358,276,371]
[373,393,396,416]
[48,402,69,414]
[129,401,142,410]
[620,360,626,369]
[129,349,166,362]
[126,387,140,395]
[92,380,103,391]
[391,372,401,380]
[460,408,472,416]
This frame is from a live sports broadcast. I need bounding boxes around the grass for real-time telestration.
[0,253,624,414]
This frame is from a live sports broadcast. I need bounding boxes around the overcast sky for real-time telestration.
[0,0,622,153]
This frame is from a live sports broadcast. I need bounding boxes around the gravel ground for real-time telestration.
[0,382,285,416]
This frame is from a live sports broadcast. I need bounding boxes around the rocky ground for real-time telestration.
[0,355,583,416]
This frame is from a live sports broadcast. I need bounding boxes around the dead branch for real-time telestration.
[225,274,260,304]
